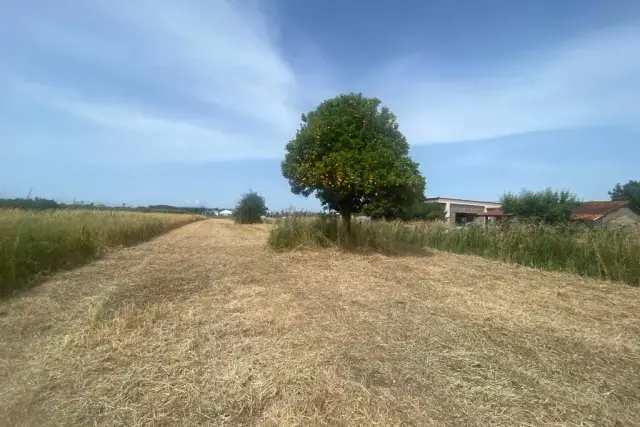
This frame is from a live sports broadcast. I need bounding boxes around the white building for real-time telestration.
[217,209,233,216]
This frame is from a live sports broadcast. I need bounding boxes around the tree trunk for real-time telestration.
[338,196,353,246]
[341,210,352,235]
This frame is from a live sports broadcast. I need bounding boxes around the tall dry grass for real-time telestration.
[267,215,428,253]
[268,216,640,285]
[0,209,201,296]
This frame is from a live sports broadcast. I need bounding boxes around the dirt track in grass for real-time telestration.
[1,219,638,426]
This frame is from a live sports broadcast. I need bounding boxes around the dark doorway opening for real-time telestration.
[455,212,477,226]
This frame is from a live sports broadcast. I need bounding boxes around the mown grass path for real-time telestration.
[1,220,638,426]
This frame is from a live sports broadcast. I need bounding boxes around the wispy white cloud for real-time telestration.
[10,80,274,161]
[366,24,640,144]
[1,0,639,164]
[2,0,305,162]
[98,0,299,130]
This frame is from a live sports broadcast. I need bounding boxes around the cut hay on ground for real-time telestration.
[1,220,638,426]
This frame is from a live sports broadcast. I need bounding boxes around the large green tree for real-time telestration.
[500,188,581,224]
[609,180,640,212]
[282,93,425,231]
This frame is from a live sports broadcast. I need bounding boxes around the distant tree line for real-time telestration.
[0,198,223,215]
[0,197,60,210]
[4,178,635,226]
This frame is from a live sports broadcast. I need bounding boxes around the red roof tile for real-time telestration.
[571,201,630,221]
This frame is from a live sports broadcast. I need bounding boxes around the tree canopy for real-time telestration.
[609,180,640,212]
[500,188,581,224]
[281,93,425,231]
[234,190,267,224]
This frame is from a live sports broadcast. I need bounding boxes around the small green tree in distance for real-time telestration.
[500,188,581,224]
[235,190,267,224]
[609,180,640,212]
[281,93,426,232]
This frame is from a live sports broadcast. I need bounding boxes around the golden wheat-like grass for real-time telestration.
[0,209,201,296]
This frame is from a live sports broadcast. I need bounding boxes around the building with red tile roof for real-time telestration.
[571,201,639,227]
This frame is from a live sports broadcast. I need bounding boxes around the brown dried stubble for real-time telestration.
[0,220,638,426]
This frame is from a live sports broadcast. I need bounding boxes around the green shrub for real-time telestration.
[268,217,640,286]
[0,210,201,297]
[234,191,267,224]
[500,188,581,224]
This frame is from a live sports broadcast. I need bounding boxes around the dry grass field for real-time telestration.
[1,220,638,426]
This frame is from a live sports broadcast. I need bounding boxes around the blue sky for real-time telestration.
[1,0,639,210]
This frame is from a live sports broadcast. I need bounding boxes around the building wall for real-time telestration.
[448,203,486,226]
[425,198,501,226]
[602,207,640,227]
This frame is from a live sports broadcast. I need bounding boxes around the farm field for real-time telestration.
[0,209,202,296]
[1,219,638,426]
